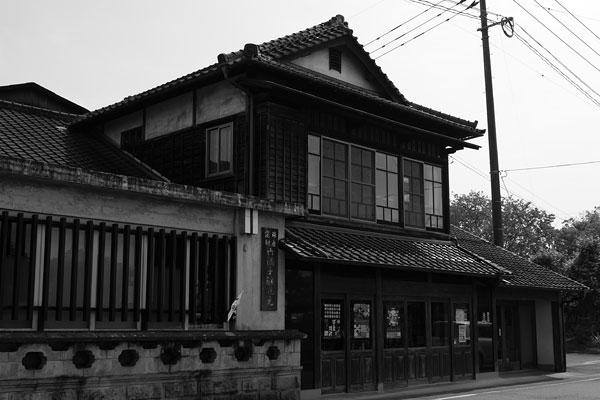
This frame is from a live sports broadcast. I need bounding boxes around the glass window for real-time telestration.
[308,136,397,223]
[407,301,426,347]
[404,160,444,229]
[453,303,471,346]
[425,165,444,229]
[350,148,375,221]
[384,301,404,348]
[376,153,399,223]
[322,300,344,351]
[431,302,450,347]
[308,135,321,211]
[206,123,233,177]
[322,139,348,218]
[403,160,425,228]
[351,301,372,350]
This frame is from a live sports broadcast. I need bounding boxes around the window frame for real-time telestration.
[205,122,233,178]
[309,135,379,222]
[402,157,445,230]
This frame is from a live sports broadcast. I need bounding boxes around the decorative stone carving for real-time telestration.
[266,345,280,360]
[199,347,217,363]
[22,352,47,370]
[160,344,181,365]
[118,349,139,367]
[72,350,95,369]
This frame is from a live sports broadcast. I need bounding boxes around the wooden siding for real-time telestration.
[132,114,247,194]
[257,109,307,204]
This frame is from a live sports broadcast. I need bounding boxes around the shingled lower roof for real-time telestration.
[0,100,163,179]
[281,224,504,277]
[451,226,587,291]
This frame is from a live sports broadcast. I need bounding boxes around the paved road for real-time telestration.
[417,353,600,400]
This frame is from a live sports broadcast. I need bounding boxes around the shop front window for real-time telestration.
[384,301,404,349]
[431,302,450,347]
[407,301,426,348]
[453,303,471,346]
[322,300,344,351]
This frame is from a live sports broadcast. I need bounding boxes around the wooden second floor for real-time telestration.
[71,15,483,238]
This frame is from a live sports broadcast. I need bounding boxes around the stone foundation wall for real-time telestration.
[0,331,303,400]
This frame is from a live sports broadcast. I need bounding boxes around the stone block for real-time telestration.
[126,383,162,400]
[258,392,280,400]
[164,381,197,398]
[280,390,301,400]
[274,375,299,390]
[9,389,78,400]
[200,378,240,395]
[235,393,258,400]
[241,377,271,392]
[0,361,19,379]
[78,386,126,400]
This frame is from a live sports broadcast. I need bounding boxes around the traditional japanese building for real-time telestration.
[0,15,586,400]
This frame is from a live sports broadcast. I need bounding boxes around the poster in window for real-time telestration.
[261,228,278,311]
[458,324,467,343]
[323,302,342,339]
[386,306,402,339]
[353,303,370,339]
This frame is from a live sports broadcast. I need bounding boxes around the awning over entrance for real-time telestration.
[281,224,506,277]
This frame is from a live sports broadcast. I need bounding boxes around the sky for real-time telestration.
[1,1,599,226]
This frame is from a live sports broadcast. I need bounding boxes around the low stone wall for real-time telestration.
[0,330,303,400]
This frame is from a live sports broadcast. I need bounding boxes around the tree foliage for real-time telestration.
[565,240,600,344]
[450,191,557,259]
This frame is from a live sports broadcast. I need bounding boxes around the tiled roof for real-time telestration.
[73,15,483,138]
[281,224,504,277]
[0,100,163,179]
[451,226,587,291]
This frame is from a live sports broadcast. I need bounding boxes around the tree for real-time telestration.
[450,191,557,259]
[557,207,600,265]
[565,240,600,344]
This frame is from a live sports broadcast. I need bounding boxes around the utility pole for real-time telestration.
[478,0,504,247]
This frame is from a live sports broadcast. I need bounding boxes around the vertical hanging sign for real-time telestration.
[261,227,278,311]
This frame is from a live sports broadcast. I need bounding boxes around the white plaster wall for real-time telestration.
[291,47,381,93]
[535,300,554,367]
[103,111,144,146]
[196,81,247,125]
[0,176,235,234]
[146,92,194,140]
[234,210,286,330]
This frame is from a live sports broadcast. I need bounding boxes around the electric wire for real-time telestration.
[553,0,600,42]
[369,0,466,55]
[363,0,446,47]
[514,28,600,108]
[375,1,480,59]
[512,0,600,76]
[533,0,600,59]
[502,160,600,173]
[450,156,572,222]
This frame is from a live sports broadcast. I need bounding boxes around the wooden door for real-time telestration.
[382,300,408,388]
[321,298,345,394]
[497,303,521,371]
[349,299,375,392]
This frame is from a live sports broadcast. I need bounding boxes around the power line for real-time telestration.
[512,0,600,76]
[514,28,600,108]
[502,160,600,173]
[533,0,600,60]
[375,1,480,59]
[369,0,466,55]
[553,0,600,41]
[450,156,573,222]
[363,0,446,47]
